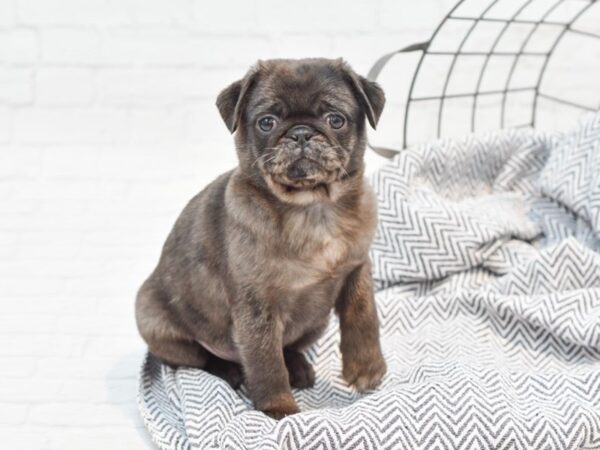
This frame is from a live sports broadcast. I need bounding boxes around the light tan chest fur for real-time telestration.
[226,175,378,293]
[276,192,376,290]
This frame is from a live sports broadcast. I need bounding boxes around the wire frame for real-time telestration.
[368,0,600,157]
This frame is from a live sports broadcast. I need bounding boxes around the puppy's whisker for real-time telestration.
[252,154,269,168]
[252,152,280,169]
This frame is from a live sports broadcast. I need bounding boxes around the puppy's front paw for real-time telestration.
[259,393,300,420]
[342,350,386,392]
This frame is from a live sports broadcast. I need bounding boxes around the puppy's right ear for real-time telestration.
[216,67,259,133]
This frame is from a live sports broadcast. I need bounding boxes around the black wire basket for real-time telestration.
[368,0,600,157]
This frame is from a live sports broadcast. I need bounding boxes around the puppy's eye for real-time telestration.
[327,113,345,129]
[258,116,277,132]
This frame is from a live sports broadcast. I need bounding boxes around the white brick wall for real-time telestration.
[1,0,598,448]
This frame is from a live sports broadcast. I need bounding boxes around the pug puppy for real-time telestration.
[135,58,386,419]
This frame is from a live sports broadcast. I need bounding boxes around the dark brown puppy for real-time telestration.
[135,58,387,419]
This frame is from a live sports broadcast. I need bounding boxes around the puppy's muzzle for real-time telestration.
[287,158,320,180]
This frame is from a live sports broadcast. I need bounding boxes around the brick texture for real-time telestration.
[1,0,597,448]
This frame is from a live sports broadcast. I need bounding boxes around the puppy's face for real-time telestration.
[216,58,385,204]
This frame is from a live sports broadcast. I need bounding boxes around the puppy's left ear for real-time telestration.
[341,63,386,129]
[216,66,260,133]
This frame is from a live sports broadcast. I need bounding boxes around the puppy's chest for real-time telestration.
[309,232,353,272]
[278,206,367,286]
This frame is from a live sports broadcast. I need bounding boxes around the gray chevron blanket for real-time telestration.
[139,112,600,450]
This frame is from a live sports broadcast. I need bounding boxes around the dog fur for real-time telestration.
[135,58,387,419]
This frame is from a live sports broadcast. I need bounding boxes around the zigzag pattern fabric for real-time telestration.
[539,113,600,240]
[139,112,600,450]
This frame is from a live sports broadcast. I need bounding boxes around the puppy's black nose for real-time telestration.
[286,125,314,144]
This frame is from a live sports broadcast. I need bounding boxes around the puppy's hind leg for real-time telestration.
[148,338,209,369]
[136,279,208,369]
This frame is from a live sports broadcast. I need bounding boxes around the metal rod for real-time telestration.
[500,0,565,128]
[471,0,535,132]
[532,1,598,126]
[364,0,599,155]
[366,42,430,82]
[437,0,506,139]
[449,16,567,26]
[537,93,597,111]
[412,86,535,102]
[427,51,549,56]
[402,0,468,149]
[365,42,430,158]
[567,28,600,39]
